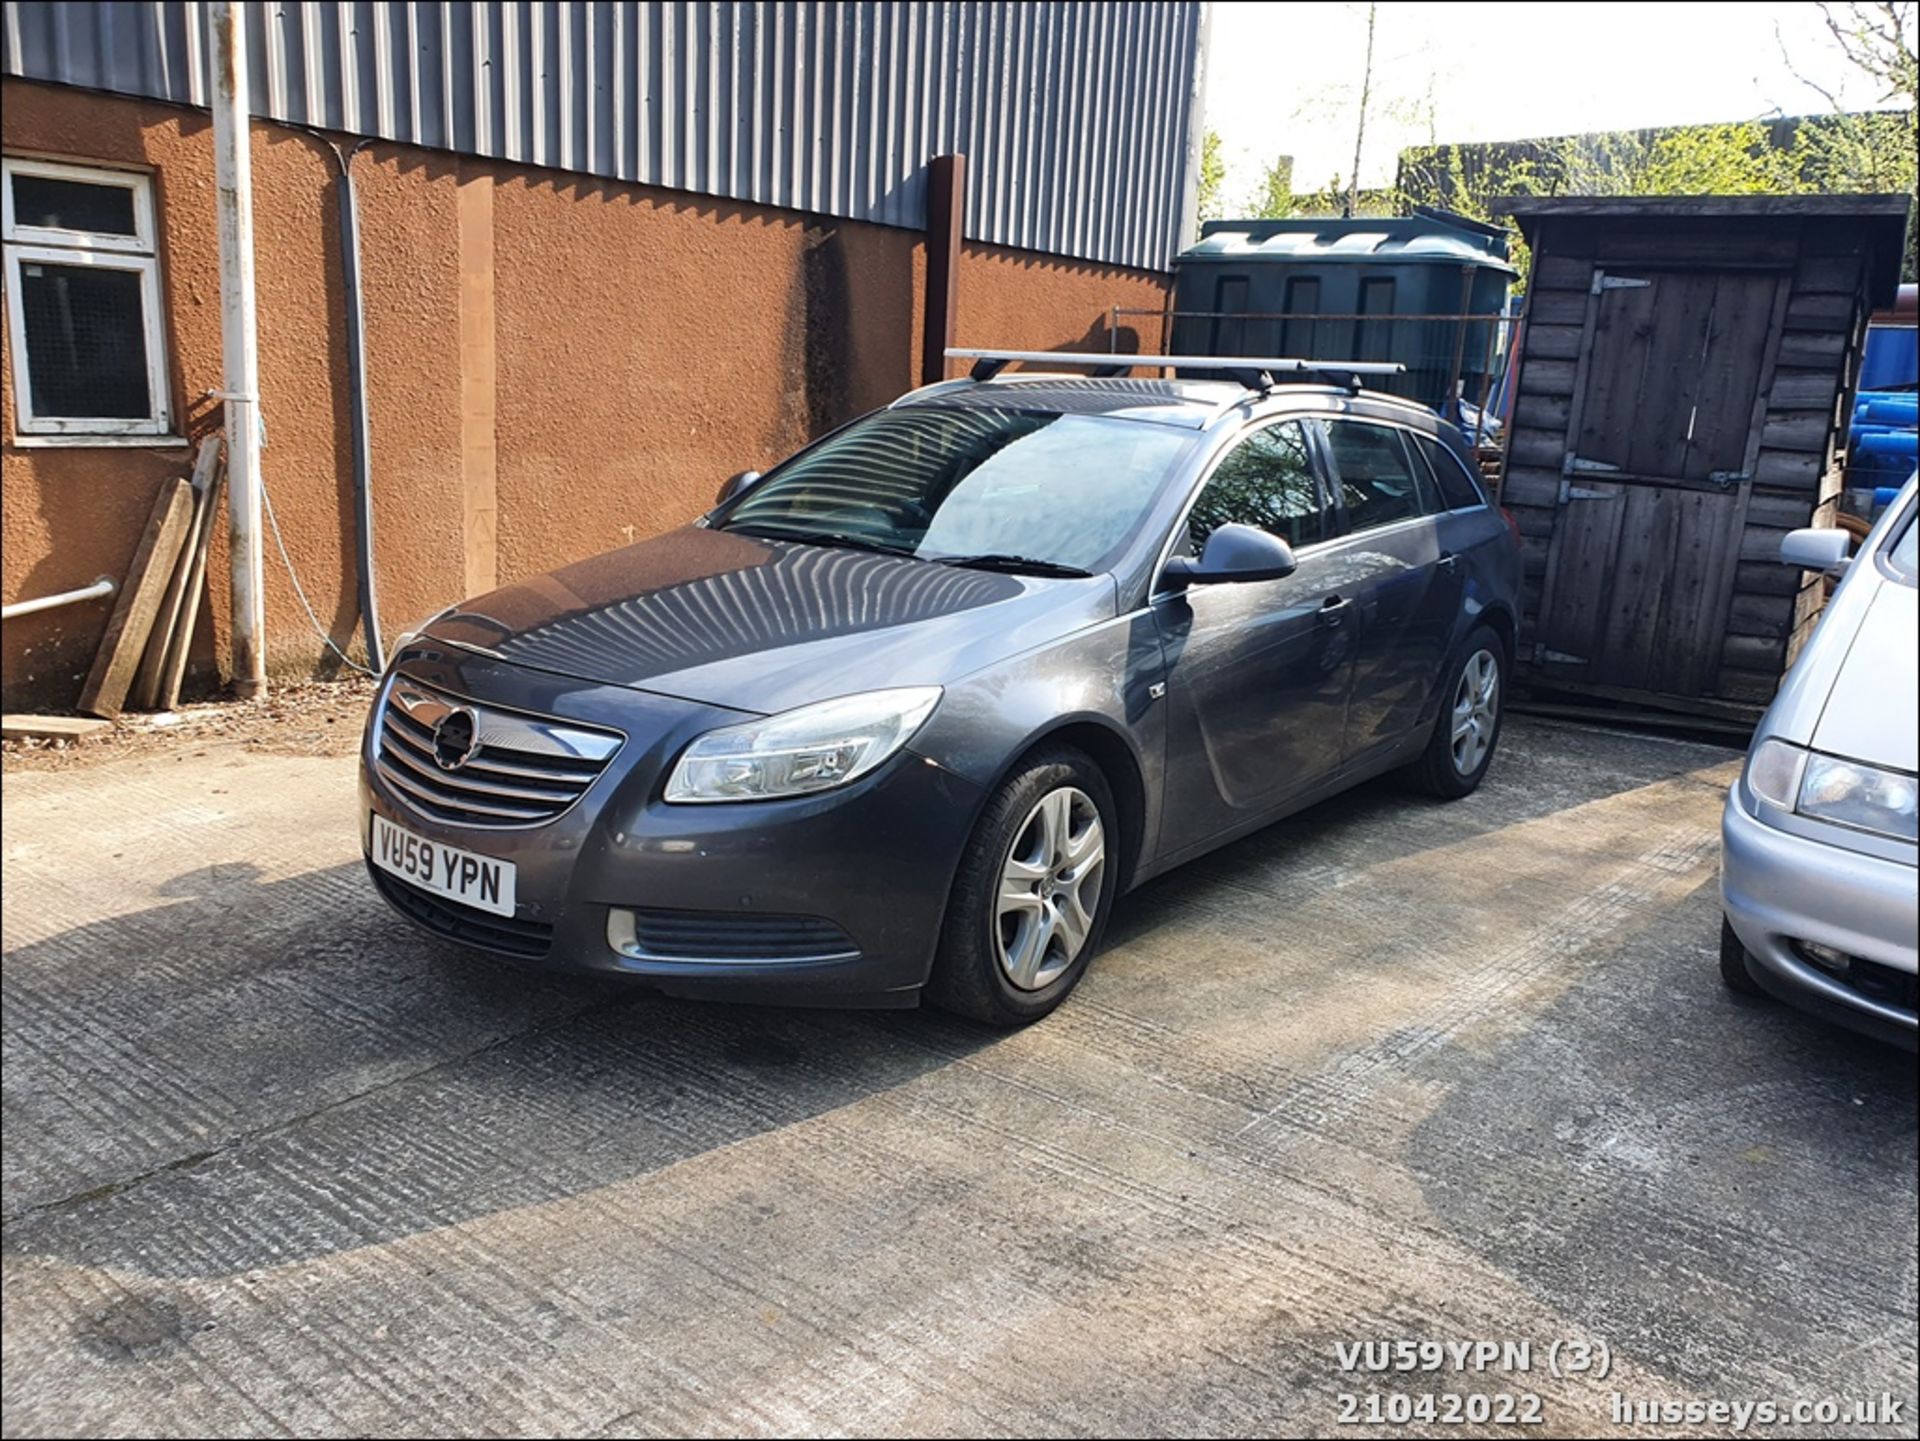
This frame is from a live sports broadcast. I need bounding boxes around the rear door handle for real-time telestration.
[1438,553,1460,572]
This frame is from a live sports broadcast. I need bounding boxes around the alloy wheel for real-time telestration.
[995,786,1106,991]
[1450,648,1500,775]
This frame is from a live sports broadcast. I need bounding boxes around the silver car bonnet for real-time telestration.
[1810,578,1917,773]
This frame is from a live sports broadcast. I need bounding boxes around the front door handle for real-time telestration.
[1318,594,1352,625]
[1438,553,1460,572]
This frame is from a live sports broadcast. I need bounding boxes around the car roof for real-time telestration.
[892,373,1445,433]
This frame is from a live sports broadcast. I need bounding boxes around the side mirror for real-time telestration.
[714,469,763,507]
[1162,522,1298,588]
[1779,527,1851,574]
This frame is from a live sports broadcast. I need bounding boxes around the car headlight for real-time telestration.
[1743,737,1918,842]
[664,687,941,803]
[1797,753,1919,841]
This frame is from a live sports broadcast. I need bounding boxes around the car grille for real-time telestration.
[610,907,860,963]
[371,869,555,958]
[374,680,622,828]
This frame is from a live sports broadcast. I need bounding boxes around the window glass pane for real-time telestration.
[1327,420,1425,531]
[1415,433,1488,510]
[722,408,1189,574]
[11,174,138,237]
[18,261,151,419]
[1187,420,1326,551]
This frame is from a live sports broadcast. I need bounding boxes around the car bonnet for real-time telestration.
[425,524,1117,715]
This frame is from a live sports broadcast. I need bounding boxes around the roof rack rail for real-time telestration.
[944,348,1406,395]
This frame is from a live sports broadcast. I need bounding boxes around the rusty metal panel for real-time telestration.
[3,1,1200,270]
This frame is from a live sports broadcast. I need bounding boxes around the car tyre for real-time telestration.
[1719,916,1766,997]
[1405,624,1507,798]
[927,746,1119,1026]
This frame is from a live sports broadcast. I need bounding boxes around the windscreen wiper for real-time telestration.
[927,553,1094,578]
[726,524,918,558]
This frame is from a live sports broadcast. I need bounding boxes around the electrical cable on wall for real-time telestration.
[259,471,377,678]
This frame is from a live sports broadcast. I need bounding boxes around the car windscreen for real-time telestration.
[717,406,1193,574]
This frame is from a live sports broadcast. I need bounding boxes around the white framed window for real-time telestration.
[3,156,173,439]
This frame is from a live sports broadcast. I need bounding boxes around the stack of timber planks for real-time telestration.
[75,436,225,721]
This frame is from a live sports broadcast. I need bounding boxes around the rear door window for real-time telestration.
[1324,420,1430,533]
[1413,433,1490,511]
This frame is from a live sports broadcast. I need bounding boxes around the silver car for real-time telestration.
[1721,475,1918,1049]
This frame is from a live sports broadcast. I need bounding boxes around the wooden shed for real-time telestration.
[1495,195,1910,720]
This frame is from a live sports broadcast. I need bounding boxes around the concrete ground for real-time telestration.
[2,717,1914,1439]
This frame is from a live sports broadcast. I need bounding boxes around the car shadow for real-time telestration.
[1,857,1000,1279]
[1115,715,1741,925]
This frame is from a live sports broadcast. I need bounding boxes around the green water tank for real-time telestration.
[1170,207,1516,414]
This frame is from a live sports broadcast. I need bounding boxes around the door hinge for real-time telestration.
[1532,644,1588,665]
[1591,272,1653,294]
[1559,478,1623,502]
[1562,452,1622,478]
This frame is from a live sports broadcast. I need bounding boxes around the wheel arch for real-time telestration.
[990,716,1151,894]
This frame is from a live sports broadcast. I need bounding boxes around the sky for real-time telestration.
[1204,1,1916,207]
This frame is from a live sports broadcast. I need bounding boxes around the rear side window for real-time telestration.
[1324,420,1428,532]
[1414,433,1489,511]
[1186,419,1329,552]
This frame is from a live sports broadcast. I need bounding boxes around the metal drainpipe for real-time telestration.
[210,0,266,700]
[334,139,385,672]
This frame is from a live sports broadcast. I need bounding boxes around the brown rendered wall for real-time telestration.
[0,79,1169,710]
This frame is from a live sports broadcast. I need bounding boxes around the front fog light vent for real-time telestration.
[1794,940,1852,977]
[608,907,859,964]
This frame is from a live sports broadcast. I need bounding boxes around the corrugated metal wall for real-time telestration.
[1,1,1201,271]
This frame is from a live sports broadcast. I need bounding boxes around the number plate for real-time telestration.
[369,813,517,918]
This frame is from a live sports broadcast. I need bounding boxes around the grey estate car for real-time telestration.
[361,356,1522,1025]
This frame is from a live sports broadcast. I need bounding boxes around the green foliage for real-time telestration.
[1391,1,1917,281]
[1197,129,1227,223]
[1249,156,1297,219]
[1397,108,1918,284]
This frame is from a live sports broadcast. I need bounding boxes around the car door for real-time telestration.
[1151,417,1358,857]
[1320,419,1464,762]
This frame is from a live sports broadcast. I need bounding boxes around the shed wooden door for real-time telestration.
[1533,267,1787,697]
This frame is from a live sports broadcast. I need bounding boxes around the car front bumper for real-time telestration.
[1721,787,1919,1049]
[360,647,985,1008]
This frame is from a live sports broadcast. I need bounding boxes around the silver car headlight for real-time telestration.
[1743,737,1918,842]
[1797,753,1919,841]
[664,687,941,803]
